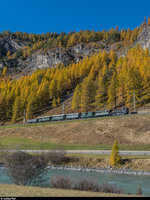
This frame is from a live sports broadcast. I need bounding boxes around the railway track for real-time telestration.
[0,111,150,128]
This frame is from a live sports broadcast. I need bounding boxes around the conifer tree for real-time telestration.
[7,51,11,58]
[72,84,82,110]
[2,67,7,76]
[107,71,118,109]
[52,97,57,108]
[80,76,95,112]
[0,95,5,122]
[57,97,60,104]
[95,79,105,108]
[11,96,21,123]
[37,80,49,107]
[125,67,143,108]
[26,94,38,120]
[109,140,121,166]
[49,79,58,98]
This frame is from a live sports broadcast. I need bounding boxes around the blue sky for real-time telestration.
[0,0,150,34]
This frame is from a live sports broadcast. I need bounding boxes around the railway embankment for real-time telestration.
[0,114,150,146]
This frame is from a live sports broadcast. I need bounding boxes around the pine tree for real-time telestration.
[80,76,95,112]
[95,76,108,108]
[57,97,60,104]
[0,94,5,122]
[109,140,121,166]
[26,94,38,120]
[7,51,11,58]
[52,97,57,108]
[11,96,21,123]
[37,80,49,107]
[49,79,58,98]
[2,67,7,76]
[125,67,143,108]
[107,71,118,109]
[72,84,82,110]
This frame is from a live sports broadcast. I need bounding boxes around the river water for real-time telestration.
[0,167,150,196]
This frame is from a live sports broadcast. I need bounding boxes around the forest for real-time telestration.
[0,42,150,123]
[0,25,142,61]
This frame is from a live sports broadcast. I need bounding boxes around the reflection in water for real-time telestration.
[0,167,150,196]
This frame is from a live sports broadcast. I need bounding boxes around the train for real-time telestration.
[27,107,132,123]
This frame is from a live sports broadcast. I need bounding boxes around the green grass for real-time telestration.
[0,184,135,197]
[1,137,150,151]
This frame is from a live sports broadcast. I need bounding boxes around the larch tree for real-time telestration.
[0,94,5,122]
[125,67,143,108]
[26,94,38,120]
[72,84,82,110]
[7,51,11,58]
[2,67,7,77]
[80,76,95,112]
[57,97,60,104]
[95,76,107,108]
[49,79,58,98]
[107,71,118,109]
[11,96,21,123]
[52,97,57,108]
[109,140,121,166]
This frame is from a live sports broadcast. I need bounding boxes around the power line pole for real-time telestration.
[133,92,136,113]
[23,109,26,124]
[62,103,65,114]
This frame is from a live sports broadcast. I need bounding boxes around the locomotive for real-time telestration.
[27,107,130,123]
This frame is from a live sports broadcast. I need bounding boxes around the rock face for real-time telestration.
[18,43,111,73]
[24,43,102,70]
[137,25,150,50]
[1,25,150,76]
[25,48,74,70]
[0,35,25,56]
[2,43,107,75]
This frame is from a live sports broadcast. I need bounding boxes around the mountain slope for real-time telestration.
[0,25,143,77]
[0,23,150,124]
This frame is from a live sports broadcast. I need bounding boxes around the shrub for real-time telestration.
[51,176,71,189]
[5,151,48,186]
[136,186,143,196]
[46,148,67,165]
[74,179,99,192]
[99,184,123,194]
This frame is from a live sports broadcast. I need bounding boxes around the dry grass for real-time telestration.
[59,154,150,172]
[0,184,137,197]
[1,114,150,145]
[123,159,150,171]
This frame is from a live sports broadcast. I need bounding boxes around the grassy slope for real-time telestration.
[0,184,137,197]
[1,136,150,150]
[1,114,150,150]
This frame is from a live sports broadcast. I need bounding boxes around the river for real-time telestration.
[0,167,150,196]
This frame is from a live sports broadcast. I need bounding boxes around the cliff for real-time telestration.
[0,25,150,77]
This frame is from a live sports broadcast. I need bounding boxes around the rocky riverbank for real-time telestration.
[1,160,150,176]
[46,165,150,176]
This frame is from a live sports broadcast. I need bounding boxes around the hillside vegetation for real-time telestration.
[0,44,150,124]
[0,25,141,59]
[0,21,150,124]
